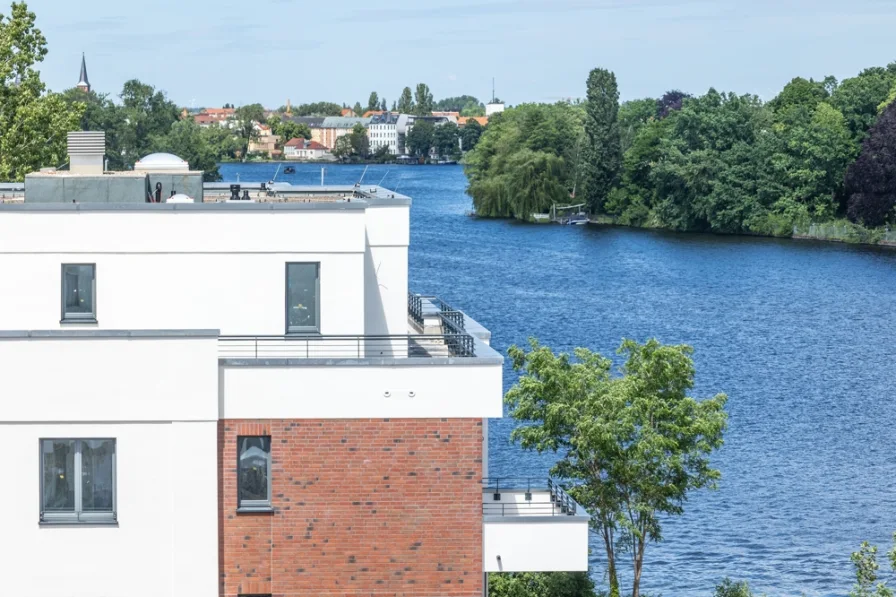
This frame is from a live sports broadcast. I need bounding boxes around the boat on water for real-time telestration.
[566,212,588,225]
[283,166,296,174]
[437,159,458,165]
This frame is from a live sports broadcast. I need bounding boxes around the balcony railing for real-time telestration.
[482,478,579,517]
[219,333,475,359]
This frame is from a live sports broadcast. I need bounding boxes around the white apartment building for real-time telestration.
[368,112,400,154]
[0,138,590,597]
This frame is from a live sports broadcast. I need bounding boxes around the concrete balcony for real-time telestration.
[217,295,503,419]
[483,479,591,573]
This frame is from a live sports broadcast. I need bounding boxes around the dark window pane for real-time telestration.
[63,265,95,316]
[81,439,114,512]
[238,437,270,503]
[42,440,75,511]
[286,263,318,331]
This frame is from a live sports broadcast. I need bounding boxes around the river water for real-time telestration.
[220,163,896,596]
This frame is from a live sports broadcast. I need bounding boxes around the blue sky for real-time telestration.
[24,0,896,108]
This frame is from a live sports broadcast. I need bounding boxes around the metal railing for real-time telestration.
[408,292,424,326]
[482,478,578,517]
[219,333,476,359]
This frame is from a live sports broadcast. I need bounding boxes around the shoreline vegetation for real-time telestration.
[464,64,896,248]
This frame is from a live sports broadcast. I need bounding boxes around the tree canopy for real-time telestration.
[845,99,896,226]
[583,68,622,213]
[0,2,82,181]
[465,102,583,219]
[397,87,414,114]
[505,338,728,597]
[414,83,434,116]
[407,119,434,157]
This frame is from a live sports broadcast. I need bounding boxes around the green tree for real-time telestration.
[117,79,180,167]
[0,2,83,181]
[414,83,433,115]
[849,533,896,597]
[465,102,583,219]
[349,122,369,158]
[583,68,622,213]
[367,91,379,112]
[714,578,756,597]
[617,98,656,153]
[407,119,434,157]
[488,572,599,597]
[397,87,414,113]
[200,123,240,161]
[505,338,728,597]
[435,95,482,112]
[460,100,486,117]
[380,97,387,111]
[292,101,342,116]
[432,122,459,157]
[352,101,362,117]
[233,103,265,160]
[266,116,311,142]
[151,118,220,181]
[461,119,483,151]
[829,66,896,141]
[332,134,353,161]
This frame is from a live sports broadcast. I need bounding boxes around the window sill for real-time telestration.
[60,318,98,325]
[237,506,274,514]
[40,519,118,527]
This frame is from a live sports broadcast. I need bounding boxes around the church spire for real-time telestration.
[77,52,90,93]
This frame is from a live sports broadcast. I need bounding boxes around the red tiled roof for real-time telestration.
[285,137,305,147]
[340,108,355,117]
[305,140,327,150]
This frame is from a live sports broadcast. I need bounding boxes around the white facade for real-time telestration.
[369,120,399,154]
[0,184,586,597]
[0,332,219,597]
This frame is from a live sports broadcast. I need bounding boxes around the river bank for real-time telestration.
[577,214,896,248]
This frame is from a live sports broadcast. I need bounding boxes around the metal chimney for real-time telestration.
[67,131,105,175]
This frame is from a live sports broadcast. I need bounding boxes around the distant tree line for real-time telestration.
[466,64,896,235]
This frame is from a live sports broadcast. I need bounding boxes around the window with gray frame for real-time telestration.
[237,436,271,511]
[61,264,96,322]
[40,438,116,524]
[286,262,320,333]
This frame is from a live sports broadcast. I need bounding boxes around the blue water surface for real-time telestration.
[220,162,896,597]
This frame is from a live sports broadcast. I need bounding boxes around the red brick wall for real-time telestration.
[219,418,484,597]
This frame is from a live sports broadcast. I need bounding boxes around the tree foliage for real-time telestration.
[845,99,896,226]
[151,119,221,181]
[407,119,434,157]
[434,95,481,112]
[414,83,434,116]
[432,122,459,157]
[488,573,600,597]
[465,102,583,219]
[117,79,180,166]
[0,2,82,180]
[331,123,369,162]
[714,579,757,597]
[461,118,483,151]
[505,338,728,597]
[367,91,379,112]
[397,86,414,114]
[583,68,622,213]
[849,533,896,597]
[656,89,691,119]
[234,103,265,159]
[289,101,342,117]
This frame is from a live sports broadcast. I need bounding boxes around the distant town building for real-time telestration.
[458,116,489,127]
[283,138,331,161]
[192,107,236,128]
[247,123,281,157]
[314,116,371,150]
[369,112,400,155]
[340,108,356,117]
[76,53,90,93]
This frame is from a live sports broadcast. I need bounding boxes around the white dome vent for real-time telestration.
[135,152,189,172]
[166,193,194,204]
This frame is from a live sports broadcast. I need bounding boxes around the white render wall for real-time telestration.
[1,421,218,597]
[0,336,218,422]
[0,203,409,336]
[483,519,590,572]
[220,361,504,419]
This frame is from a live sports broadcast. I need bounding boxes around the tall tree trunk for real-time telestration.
[601,525,620,597]
[631,537,646,597]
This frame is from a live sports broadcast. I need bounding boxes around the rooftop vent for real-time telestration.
[67,131,105,175]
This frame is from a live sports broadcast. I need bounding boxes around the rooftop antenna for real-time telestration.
[378,168,391,186]
[492,77,496,103]
[321,166,326,186]
[269,162,281,186]
[394,172,406,193]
